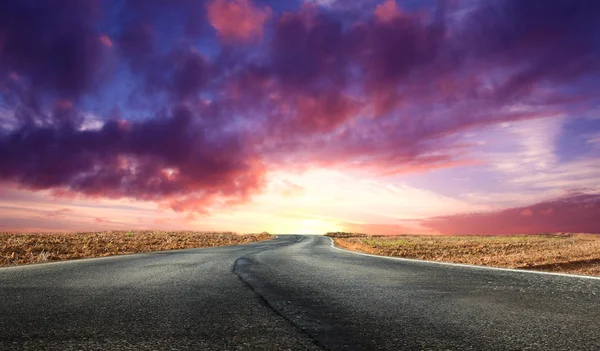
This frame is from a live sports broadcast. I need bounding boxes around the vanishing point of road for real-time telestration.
[1,235,598,350]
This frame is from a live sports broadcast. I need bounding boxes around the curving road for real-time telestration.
[1,235,599,350]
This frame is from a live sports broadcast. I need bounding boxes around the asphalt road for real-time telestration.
[1,235,599,350]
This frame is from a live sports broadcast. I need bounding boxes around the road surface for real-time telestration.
[1,235,599,350]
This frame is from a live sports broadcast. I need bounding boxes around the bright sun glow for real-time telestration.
[268,218,342,235]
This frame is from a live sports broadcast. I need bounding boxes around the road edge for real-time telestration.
[0,235,279,271]
[328,237,600,281]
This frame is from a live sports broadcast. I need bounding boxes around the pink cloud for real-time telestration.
[520,208,533,217]
[374,0,402,23]
[94,217,112,224]
[99,35,112,48]
[206,0,271,42]
[46,208,74,218]
[422,194,600,235]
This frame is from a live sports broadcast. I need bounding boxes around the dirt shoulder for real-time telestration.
[1,231,273,266]
[327,232,600,277]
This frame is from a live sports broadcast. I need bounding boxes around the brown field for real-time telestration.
[1,231,273,266]
[326,232,600,276]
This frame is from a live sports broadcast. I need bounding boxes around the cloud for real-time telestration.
[0,186,204,232]
[0,0,599,220]
[520,208,533,217]
[252,169,481,222]
[462,1,600,93]
[46,208,74,218]
[422,194,600,235]
[99,35,113,48]
[226,0,600,176]
[0,0,104,97]
[374,0,402,24]
[94,217,112,224]
[279,180,305,198]
[0,106,266,213]
[207,0,272,42]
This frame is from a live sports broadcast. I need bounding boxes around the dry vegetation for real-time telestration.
[1,231,273,266]
[326,232,600,276]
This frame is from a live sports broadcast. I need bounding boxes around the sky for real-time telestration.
[0,0,599,235]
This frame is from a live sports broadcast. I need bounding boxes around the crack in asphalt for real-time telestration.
[233,257,329,351]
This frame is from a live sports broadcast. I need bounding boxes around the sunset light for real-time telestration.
[272,219,344,235]
[0,0,599,235]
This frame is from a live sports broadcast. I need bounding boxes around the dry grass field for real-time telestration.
[327,232,600,276]
[0,231,273,266]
